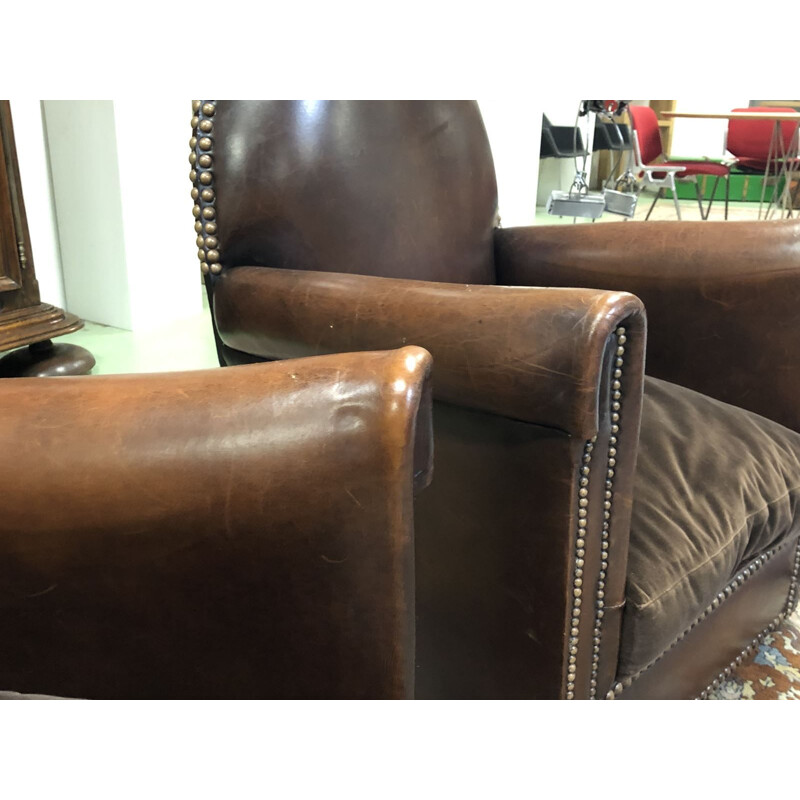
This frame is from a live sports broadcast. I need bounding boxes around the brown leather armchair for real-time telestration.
[191,100,800,699]
[0,347,433,699]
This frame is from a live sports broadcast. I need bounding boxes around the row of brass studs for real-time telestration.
[697,538,800,698]
[592,327,626,699]
[189,100,220,275]
[603,541,795,699]
[565,436,597,699]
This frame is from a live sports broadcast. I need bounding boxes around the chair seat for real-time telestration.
[648,160,730,179]
[734,157,796,174]
[619,376,800,679]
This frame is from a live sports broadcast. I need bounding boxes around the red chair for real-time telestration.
[629,105,731,220]
[726,107,800,216]
[726,107,800,173]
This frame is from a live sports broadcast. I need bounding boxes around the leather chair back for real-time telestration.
[198,100,499,285]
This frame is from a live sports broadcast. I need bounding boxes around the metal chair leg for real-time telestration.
[694,181,706,219]
[645,188,662,220]
[698,176,722,220]
[670,177,682,220]
[724,174,730,220]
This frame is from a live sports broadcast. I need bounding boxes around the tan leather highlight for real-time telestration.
[0,348,432,699]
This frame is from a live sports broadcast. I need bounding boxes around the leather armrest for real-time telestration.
[0,348,432,699]
[213,266,646,441]
[495,220,800,432]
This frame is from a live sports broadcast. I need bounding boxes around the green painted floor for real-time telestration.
[57,301,219,376]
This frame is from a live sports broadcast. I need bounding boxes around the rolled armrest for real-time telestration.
[495,220,800,432]
[0,348,432,699]
[213,266,646,440]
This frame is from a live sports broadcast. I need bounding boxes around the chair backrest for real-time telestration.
[191,101,499,286]
[727,107,800,161]
[628,105,664,164]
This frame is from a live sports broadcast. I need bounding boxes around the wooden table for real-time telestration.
[661,110,800,218]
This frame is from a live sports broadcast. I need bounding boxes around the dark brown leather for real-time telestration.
[211,265,647,698]
[213,266,646,441]
[198,100,798,699]
[622,376,800,677]
[0,348,432,699]
[210,101,498,285]
[495,219,800,433]
[619,539,799,699]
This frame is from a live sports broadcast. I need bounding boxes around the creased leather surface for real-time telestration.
[495,219,800,433]
[0,349,432,699]
[620,376,800,677]
[213,266,645,441]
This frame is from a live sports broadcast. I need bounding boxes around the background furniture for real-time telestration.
[192,100,800,700]
[662,108,800,218]
[591,116,632,190]
[0,348,433,699]
[539,114,588,159]
[0,101,94,377]
[629,104,730,220]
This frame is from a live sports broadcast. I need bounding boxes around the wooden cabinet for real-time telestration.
[0,101,94,376]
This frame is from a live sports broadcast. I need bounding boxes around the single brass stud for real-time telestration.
[191,188,199,200]
[198,154,212,168]
[201,262,210,275]
[197,249,205,261]
[189,169,197,182]
[192,204,201,218]
[191,115,200,128]
[200,188,214,202]
[198,137,212,151]
[210,262,223,275]
[189,152,197,165]
[204,221,217,234]
[202,102,215,116]
[202,206,216,220]
[196,235,205,247]
[204,236,218,249]
[192,100,202,112]
[194,221,203,233]
[190,136,198,148]
[199,119,213,133]
[199,172,212,185]
[206,249,220,263]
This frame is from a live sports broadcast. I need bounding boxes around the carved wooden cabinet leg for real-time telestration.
[0,340,95,377]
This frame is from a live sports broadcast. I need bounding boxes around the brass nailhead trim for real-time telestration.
[589,326,627,699]
[603,539,800,699]
[189,100,219,276]
[565,437,596,700]
[697,538,800,700]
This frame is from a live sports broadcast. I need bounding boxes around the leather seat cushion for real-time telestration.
[619,376,800,678]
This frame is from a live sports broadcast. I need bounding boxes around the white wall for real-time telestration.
[43,100,134,329]
[669,97,749,158]
[478,99,542,227]
[15,100,203,332]
[8,100,66,309]
[113,100,203,331]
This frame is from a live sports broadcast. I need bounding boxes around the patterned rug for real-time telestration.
[707,608,800,700]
